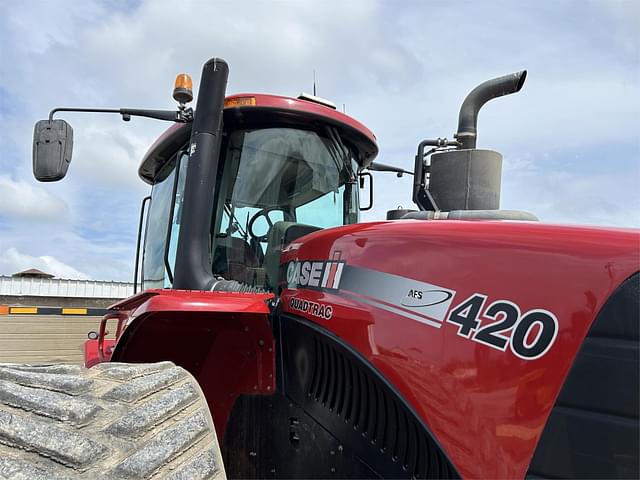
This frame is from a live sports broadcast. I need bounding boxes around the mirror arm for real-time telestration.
[48,107,193,123]
[368,161,413,177]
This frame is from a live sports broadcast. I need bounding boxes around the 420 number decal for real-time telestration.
[446,294,558,360]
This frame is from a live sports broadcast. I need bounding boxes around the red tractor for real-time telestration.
[1,57,637,479]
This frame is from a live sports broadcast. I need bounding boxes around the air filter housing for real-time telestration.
[429,148,502,211]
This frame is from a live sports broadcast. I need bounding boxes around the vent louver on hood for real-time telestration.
[281,315,458,479]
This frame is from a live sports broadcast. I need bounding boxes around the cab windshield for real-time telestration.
[212,127,359,291]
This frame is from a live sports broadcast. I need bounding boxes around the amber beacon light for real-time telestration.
[173,73,194,104]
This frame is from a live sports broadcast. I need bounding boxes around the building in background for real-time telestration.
[1,270,133,308]
[0,271,134,364]
[12,268,54,279]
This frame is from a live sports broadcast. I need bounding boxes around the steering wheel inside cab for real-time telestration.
[248,207,284,242]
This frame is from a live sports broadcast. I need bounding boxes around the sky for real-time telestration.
[0,0,638,281]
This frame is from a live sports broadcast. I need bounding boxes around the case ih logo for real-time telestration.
[286,252,345,290]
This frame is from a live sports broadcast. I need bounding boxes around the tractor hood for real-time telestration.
[278,219,639,478]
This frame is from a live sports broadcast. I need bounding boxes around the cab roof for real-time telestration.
[139,93,378,184]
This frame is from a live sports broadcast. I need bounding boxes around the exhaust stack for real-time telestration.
[412,70,528,213]
[455,70,527,150]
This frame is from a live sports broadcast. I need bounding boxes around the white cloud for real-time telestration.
[0,176,68,221]
[503,150,640,227]
[0,247,89,279]
[72,124,157,192]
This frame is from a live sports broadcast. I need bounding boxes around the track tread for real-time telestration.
[0,362,225,480]
[107,383,198,438]
[0,410,107,468]
[0,364,83,375]
[92,361,175,381]
[102,367,186,403]
[0,367,92,395]
[113,410,209,478]
[0,457,72,480]
[168,450,220,480]
[0,380,101,425]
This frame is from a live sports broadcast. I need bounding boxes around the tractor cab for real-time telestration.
[138,93,378,293]
[31,60,377,294]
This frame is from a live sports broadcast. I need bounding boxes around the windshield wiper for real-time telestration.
[217,203,248,239]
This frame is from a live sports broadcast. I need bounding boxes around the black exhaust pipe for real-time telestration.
[456,70,526,149]
[173,58,228,291]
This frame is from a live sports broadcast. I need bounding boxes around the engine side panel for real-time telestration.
[279,220,639,478]
[223,315,456,478]
[278,314,457,478]
[527,272,639,478]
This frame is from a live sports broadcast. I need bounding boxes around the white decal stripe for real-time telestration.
[321,263,332,288]
[332,263,345,289]
[337,265,455,321]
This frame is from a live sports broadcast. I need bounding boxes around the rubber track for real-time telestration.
[0,362,225,480]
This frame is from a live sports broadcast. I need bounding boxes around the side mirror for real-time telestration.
[359,171,373,211]
[32,119,73,181]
